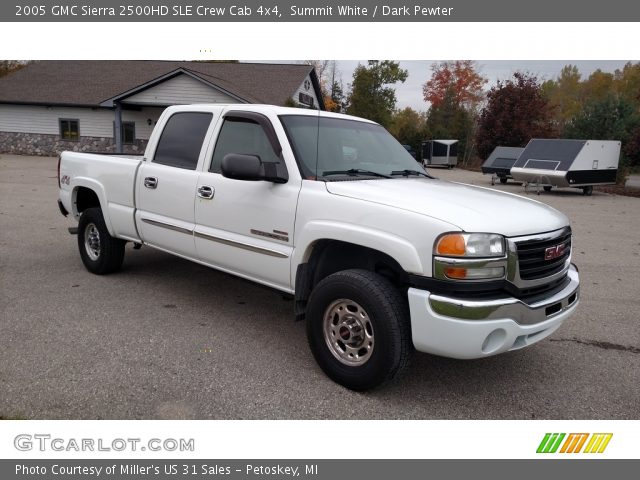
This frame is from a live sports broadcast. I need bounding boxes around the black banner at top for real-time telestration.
[5,0,640,22]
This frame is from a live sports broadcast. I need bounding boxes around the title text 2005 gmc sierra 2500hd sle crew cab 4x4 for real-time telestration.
[58,104,580,390]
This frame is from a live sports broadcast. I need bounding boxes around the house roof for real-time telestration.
[0,60,323,109]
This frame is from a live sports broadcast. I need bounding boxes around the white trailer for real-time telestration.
[510,139,620,195]
[421,139,458,168]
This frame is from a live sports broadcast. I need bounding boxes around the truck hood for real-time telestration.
[325,178,568,237]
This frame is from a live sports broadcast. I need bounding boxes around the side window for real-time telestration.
[153,112,212,170]
[113,121,135,145]
[210,117,285,176]
[59,119,80,141]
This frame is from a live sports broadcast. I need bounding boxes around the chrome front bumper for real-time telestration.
[407,264,580,359]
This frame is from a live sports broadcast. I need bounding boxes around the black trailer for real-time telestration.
[481,146,524,184]
[510,139,620,195]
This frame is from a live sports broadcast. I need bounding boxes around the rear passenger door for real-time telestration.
[135,111,215,259]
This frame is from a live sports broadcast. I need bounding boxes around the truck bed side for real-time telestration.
[59,151,143,241]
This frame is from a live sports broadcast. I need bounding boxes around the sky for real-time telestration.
[272,60,632,111]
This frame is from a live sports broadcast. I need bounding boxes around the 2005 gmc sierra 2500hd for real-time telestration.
[58,104,580,390]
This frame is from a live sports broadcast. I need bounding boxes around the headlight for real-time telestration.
[435,233,505,257]
[433,232,507,281]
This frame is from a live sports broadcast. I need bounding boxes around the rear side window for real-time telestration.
[210,117,285,177]
[153,112,213,169]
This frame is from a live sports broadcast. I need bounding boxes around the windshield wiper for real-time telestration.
[390,169,434,179]
[322,169,392,179]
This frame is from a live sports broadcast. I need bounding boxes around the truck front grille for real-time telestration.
[515,230,572,280]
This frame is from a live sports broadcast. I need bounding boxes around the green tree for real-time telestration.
[623,127,640,168]
[346,61,408,127]
[476,73,556,160]
[388,107,428,154]
[582,69,615,104]
[614,62,640,107]
[565,95,639,140]
[425,87,475,164]
[541,64,582,131]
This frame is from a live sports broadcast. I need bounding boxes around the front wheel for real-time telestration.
[77,207,125,274]
[306,269,412,391]
[582,185,593,196]
[499,177,508,184]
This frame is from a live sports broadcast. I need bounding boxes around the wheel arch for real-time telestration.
[71,179,115,236]
[293,237,416,321]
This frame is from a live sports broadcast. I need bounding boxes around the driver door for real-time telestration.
[194,112,301,291]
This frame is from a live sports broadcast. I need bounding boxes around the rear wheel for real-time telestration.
[77,207,125,274]
[306,269,412,391]
[543,185,552,192]
[582,185,593,196]
[499,177,508,184]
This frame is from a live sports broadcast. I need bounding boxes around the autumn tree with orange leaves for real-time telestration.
[422,61,487,165]
[423,60,487,109]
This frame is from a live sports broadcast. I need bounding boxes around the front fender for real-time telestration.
[292,220,425,282]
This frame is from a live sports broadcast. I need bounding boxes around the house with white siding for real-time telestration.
[0,61,323,156]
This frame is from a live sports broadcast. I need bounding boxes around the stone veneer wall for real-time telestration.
[0,132,148,156]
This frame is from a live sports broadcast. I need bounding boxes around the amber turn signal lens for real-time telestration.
[436,234,466,256]
[444,267,467,279]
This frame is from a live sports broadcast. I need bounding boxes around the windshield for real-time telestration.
[280,115,426,180]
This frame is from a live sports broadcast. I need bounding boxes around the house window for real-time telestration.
[59,119,79,141]
[113,121,136,144]
[298,93,314,107]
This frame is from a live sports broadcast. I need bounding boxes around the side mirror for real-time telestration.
[221,154,287,184]
[221,153,262,181]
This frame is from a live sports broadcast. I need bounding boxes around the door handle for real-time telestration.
[144,177,158,189]
[197,185,214,199]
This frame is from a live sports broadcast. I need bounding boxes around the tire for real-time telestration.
[77,207,125,275]
[583,185,593,196]
[306,269,412,391]
[543,185,552,192]
[499,177,508,184]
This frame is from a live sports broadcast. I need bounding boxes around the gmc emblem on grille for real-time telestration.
[545,244,566,261]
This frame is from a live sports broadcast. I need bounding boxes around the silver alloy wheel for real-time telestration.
[323,299,374,366]
[84,222,101,261]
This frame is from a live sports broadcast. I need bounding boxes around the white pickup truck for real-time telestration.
[58,104,580,390]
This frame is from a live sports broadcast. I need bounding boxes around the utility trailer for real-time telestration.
[422,139,458,168]
[481,146,524,185]
[510,139,620,195]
